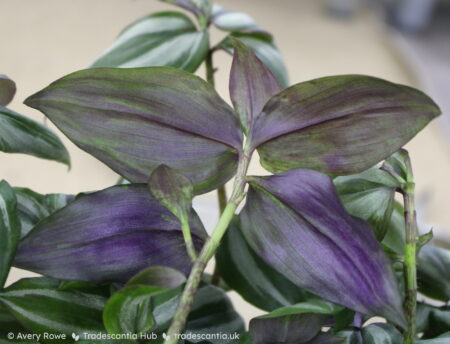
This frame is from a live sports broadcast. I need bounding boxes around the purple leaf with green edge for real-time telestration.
[91,12,209,73]
[0,75,16,106]
[240,169,406,327]
[0,105,70,166]
[14,184,207,284]
[125,266,186,289]
[24,67,242,194]
[219,32,289,88]
[249,300,337,344]
[417,245,450,302]
[334,166,398,241]
[160,0,212,20]
[251,75,440,175]
[0,180,21,288]
[229,39,281,134]
[149,164,193,224]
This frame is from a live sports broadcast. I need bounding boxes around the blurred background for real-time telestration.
[1,0,449,323]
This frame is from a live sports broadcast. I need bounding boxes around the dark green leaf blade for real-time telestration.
[0,106,70,165]
[215,217,309,311]
[24,67,242,194]
[92,12,208,73]
[252,75,440,175]
[0,75,16,106]
[0,181,20,288]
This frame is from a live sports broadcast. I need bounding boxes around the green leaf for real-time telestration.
[338,323,403,344]
[126,266,186,289]
[219,32,289,88]
[211,5,261,32]
[417,246,450,302]
[149,164,194,223]
[215,217,310,312]
[0,105,70,165]
[418,332,450,344]
[14,187,73,238]
[417,229,433,253]
[0,278,107,343]
[103,285,162,338]
[25,67,242,194]
[335,166,398,240]
[252,75,440,176]
[0,75,16,106]
[91,11,208,73]
[416,303,450,339]
[0,180,20,288]
[249,300,337,344]
[381,149,412,184]
[161,0,213,22]
[0,303,35,343]
[381,202,406,255]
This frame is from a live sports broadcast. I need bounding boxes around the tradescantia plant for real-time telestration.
[1,1,450,343]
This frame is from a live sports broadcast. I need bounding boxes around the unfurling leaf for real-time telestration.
[0,180,21,287]
[215,217,310,311]
[381,149,412,184]
[251,75,440,175]
[219,32,289,88]
[0,106,70,165]
[24,67,242,194]
[149,164,194,223]
[229,38,281,133]
[91,12,208,72]
[417,245,450,302]
[14,184,207,283]
[240,169,406,327]
[126,266,186,289]
[0,75,16,106]
[161,0,213,21]
[211,5,261,32]
[334,166,398,241]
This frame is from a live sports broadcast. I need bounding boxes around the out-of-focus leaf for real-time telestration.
[126,266,186,289]
[0,180,20,287]
[0,105,70,165]
[240,169,406,327]
[416,303,450,339]
[238,333,255,344]
[151,285,245,343]
[306,333,343,344]
[0,75,16,106]
[219,32,289,88]
[216,217,310,311]
[251,75,440,175]
[335,166,398,240]
[0,303,34,343]
[249,300,337,344]
[417,245,450,302]
[417,229,433,253]
[211,5,260,32]
[418,332,450,344]
[0,278,107,343]
[103,285,162,338]
[14,187,73,238]
[339,323,402,344]
[149,164,193,223]
[92,12,208,72]
[14,184,207,283]
[229,39,281,134]
[161,0,212,22]
[25,67,242,194]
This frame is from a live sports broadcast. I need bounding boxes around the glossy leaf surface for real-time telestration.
[220,32,289,88]
[0,106,70,165]
[229,39,280,133]
[335,167,398,240]
[240,169,406,326]
[14,184,207,283]
[92,12,208,72]
[252,75,440,175]
[0,75,16,106]
[25,67,242,194]
[215,217,309,311]
[0,181,20,287]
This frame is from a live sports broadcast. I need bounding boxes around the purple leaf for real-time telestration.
[14,184,207,283]
[251,75,440,175]
[229,39,281,133]
[24,67,243,194]
[240,169,406,327]
[0,75,16,106]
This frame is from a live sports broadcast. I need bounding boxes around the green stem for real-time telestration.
[164,151,251,344]
[401,154,417,344]
[181,219,197,261]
